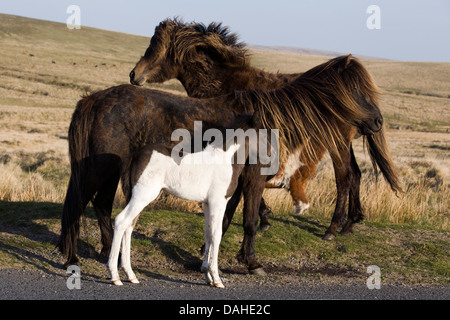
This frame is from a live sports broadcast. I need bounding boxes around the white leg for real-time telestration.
[107,184,161,286]
[203,199,227,288]
[293,201,310,215]
[121,217,139,283]
[107,207,129,286]
[201,203,211,282]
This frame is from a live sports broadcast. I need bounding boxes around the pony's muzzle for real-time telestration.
[129,69,136,84]
[129,69,146,86]
[356,115,383,135]
[373,115,383,132]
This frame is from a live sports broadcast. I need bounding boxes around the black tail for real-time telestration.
[58,96,97,266]
[59,175,84,266]
[365,128,402,194]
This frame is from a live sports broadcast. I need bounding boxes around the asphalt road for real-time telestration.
[0,268,448,301]
[1,268,447,318]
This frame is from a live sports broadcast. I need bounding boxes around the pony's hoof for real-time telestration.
[259,223,271,232]
[249,267,267,276]
[129,278,140,284]
[214,282,225,288]
[339,229,353,236]
[63,259,80,269]
[112,279,123,286]
[339,223,355,236]
[293,202,309,215]
[322,233,335,241]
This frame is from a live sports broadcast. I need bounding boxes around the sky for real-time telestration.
[1,0,450,62]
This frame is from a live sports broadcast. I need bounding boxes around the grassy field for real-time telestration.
[0,14,449,285]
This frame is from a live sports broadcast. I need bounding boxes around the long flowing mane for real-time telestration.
[236,55,381,165]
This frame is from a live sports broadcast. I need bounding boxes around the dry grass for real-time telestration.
[261,157,449,229]
[0,14,448,232]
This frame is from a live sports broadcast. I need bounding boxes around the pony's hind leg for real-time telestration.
[289,150,324,215]
[60,173,98,268]
[108,184,161,285]
[288,168,310,215]
[92,171,120,262]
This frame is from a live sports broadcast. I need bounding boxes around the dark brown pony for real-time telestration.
[60,55,399,276]
[129,19,298,230]
[129,19,401,239]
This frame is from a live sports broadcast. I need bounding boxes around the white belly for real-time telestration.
[136,144,239,203]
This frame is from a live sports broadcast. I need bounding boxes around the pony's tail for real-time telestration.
[58,96,96,266]
[364,128,402,194]
[59,175,82,266]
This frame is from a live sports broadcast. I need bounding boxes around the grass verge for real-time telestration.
[0,200,448,285]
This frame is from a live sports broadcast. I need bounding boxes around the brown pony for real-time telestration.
[129,19,401,239]
[60,54,400,277]
[128,20,299,230]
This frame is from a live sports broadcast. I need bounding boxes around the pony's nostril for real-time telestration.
[129,70,135,82]
[376,117,383,127]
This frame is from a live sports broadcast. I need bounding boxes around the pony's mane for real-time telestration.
[236,55,380,165]
[155,18,249,66]
[190,21,243,48]
[301,54,380,106]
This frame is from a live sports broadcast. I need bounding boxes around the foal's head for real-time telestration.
[130,18,247,86]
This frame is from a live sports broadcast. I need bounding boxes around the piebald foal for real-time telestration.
[107,141,242,287]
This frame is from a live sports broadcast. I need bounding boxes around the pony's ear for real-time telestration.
[337,54,353,73]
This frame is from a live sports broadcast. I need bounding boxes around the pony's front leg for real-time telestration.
[222,177,243,234]
[340,145,364,235]
[237,171,266,275]
[201,203,211,279]
[323,151,351,241]
[200,183,242,257]
[202,201,226,288]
